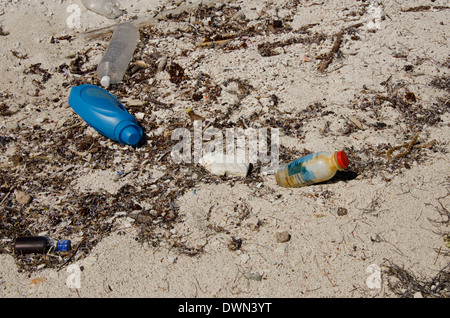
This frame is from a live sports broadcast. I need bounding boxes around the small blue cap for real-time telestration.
[120,125,142,146]
[115,120,143,146]
[56,240,71,252]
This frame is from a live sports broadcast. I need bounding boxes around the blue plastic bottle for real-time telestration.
[68,84,143,146]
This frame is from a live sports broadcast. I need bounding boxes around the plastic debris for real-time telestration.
[14,236,71,254]
[81,0,125,19]
[66,264,82,289]
[97,22,139,88]
[275,151,349,188]
[199,152,251,177]
[68,84,143,146]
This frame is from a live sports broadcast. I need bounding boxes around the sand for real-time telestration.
[0,0,449,299]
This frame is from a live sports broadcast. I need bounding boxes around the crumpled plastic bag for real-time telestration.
[81,0,125,19]
[200,152,251,177]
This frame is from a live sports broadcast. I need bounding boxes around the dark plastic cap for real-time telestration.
[56,240,71,252]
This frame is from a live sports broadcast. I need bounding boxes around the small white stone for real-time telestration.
[240,253,250,263]
[413,291,423,298]
[275,231,290,243]
[167,255,177,264]
[135,112,145,120]
[14,189,32,205]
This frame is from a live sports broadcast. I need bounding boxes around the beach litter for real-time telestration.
[275,151,349,188]
[81,0,125,19]
[68,84,143,146]
[199,152,251,178]
[14,236,71,255]
[0,0,447,299]
[97,22,140,88]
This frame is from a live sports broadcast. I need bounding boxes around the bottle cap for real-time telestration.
[118,124,143,146]
[336,151,349,169]
[56,240,72,252]
[101,76,111,88]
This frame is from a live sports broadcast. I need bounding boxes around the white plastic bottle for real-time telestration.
[275,151,349,188]
[97,22,140,88]
[81,0,125,19]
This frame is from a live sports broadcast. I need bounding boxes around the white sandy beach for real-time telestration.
[0,0,449,299]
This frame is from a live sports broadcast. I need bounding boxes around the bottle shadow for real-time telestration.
[135,127,149,148]
[322,170,358,185]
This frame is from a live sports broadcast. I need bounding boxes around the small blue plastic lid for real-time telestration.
[119,125,142,146]
[115,120,143,146]
[56,240,71,252]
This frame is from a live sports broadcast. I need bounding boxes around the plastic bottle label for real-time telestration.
[286,153,317,182]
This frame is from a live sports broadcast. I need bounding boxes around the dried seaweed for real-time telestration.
[431,76,450,93]
[384,261,450,298]
[257,32,327,57]
[402,6,432,12]
[384,133,436,162]
[401,5,450,12]
[168,62,188,85]
[426,188,450,257]
[350,78,449,153]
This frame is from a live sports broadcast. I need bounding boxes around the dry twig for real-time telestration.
[318,31,343,72]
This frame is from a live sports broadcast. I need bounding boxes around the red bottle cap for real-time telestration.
[336,151,349,169]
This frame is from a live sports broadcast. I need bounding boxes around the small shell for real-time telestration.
[348,115,364,130]
[135,60,148,68]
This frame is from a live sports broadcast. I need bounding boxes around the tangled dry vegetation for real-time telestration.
[0,1,449,296]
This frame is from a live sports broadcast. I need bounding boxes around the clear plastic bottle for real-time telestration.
[81,0,125,19]
[14,236,71,254]
[275,151,349,188]
[97,22,140,88]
